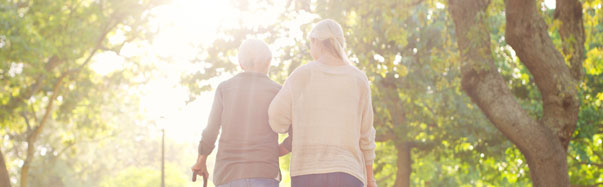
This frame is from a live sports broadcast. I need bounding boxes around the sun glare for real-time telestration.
[90,0,250,143]
[89,3,315,174]
[151,0,235,58]
[139,0,241,142]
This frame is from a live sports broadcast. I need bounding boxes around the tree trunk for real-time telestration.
[17,24,113,186]
[394,142,412,187]
[379,76,414,187]
[20,139,34,187]
[0,150,10,187]
[20,73,67,187]
[447,0,584,186]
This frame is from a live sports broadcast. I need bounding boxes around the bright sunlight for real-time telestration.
[2,0,602,186]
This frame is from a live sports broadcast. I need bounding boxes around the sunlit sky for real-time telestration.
[89,0,308,145]
[92,0,242,143]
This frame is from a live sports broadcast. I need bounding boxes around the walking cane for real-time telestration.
[192,170,208,187]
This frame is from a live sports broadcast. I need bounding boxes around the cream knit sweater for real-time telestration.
[269,61,376,185]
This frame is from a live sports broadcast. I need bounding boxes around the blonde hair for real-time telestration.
[238,39,272,69]
[309,19,348,62]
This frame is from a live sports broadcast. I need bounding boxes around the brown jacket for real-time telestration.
[198,72,284,185]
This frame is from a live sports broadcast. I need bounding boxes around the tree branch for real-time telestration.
[56,142,76,158]
[26,72,68,145]
[570,155,603,168]
[555,0,586,81]
[29,104,38,122]
[21,112,32,132]
[449,0,544,153]
[505,0,580,148]
[1,56,61,121]
[576,161,603,168]
[21,68,67,187]
[448,0,570,185]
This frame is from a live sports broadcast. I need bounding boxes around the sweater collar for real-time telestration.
[237,71,268,78]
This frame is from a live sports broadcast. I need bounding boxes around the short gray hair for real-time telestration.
[238,39,272,69]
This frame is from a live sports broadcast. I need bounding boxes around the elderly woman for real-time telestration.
[269,19,377,187]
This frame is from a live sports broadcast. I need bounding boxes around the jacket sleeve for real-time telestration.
[198,85,223,155]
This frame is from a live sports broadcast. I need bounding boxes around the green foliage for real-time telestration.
[0,0,167,186]
[0,0,600,186]
[99,164,187,187]
[0,0,166,126]
[566,0,603,183]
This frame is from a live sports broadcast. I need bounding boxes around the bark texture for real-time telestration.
[505,0,580,149]
[448,0,584,186]
[555,0,586,81]
[394,142,412,187]
[0,151,10,187]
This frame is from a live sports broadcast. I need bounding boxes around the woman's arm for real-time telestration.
[359,79,377,186]
[268,81,294,134]
[366,164,377,187]
[359,84,376,165]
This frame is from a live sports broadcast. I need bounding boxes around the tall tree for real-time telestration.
[0,0,166,186]
[447,0,585,185]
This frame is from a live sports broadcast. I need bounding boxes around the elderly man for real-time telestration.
[192,39,289,187]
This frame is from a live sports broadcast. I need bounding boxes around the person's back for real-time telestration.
[270,61,374,185]
[268,19,377,187]
[210,72,281,184]
[193,39,284,187]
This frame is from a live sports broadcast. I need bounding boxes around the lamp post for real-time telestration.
[157,116,166,187]
[161,128,165,187]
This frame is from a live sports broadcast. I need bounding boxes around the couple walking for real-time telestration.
[192,19,377,187]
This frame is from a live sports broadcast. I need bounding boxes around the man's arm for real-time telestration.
[278,143,290,156]
[192,85,223,178]
[198,85,223,155]
[278,129,293,156]
[192,154,209,180]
